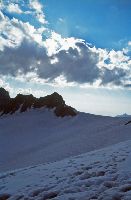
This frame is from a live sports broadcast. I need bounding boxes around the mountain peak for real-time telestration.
[0,87,10,107]
[0,88,77,117]
[0,87,10,99]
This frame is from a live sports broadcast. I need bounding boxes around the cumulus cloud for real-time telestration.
[7,3,23,14]
[101,67,128,86]
[0,12,46,51]
[0,36,100,84]
[29,0,47,24]
[0,1,131,89]
[45,42,100,84]
[0,11,101,84]
[0,13,25,50]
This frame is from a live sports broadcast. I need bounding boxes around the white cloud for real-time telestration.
[0,0,4,9]
[128,41,131,46]
[7,3,23,14]
[0,12,24,50]
[0,12,46,51]
[0,76,12,92]
[44,32,79,56]
[0,16,100,85]
[0,3,131,89]
[108,50,129,64]
[29,0,47,24]
[29,0,42,12]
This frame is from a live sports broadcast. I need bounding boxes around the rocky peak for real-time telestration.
[0,88,10,110]
[0,88,77,117]
[0,87,10,101]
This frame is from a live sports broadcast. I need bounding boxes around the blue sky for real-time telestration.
[0,0,131,116]
[43,0,131,49]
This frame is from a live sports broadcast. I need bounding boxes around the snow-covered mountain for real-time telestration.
[0,102,131,173]
[0,88,131,199]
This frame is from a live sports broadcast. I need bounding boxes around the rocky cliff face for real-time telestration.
[0,87,10,104]
[0,88,77,117]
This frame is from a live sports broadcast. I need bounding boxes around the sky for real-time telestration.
[0,0,131,116]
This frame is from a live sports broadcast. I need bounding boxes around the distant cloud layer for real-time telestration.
[0,0,131,89]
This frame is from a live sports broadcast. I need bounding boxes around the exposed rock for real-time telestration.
[55,105,77,117]
[125,121,131,125]
[0,88,10,111]
[0,88,77,117]
[0,193,11,200]
[33,92,65,109]
[0,88,10,100]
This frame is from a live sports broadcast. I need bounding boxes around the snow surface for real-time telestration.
[0,140,131,200]
[0,108,131,172]
[116,113,131,118]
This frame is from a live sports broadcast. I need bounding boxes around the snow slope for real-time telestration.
[0,140,131,200]
[0,108,131,172]
[116,113,131,118]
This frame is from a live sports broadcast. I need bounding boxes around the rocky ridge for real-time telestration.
[0,88,77,117]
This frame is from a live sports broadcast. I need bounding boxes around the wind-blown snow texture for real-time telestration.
[0,140,131,200]
[0,108,131,172]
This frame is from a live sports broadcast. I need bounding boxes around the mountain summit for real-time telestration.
[0,88,77,117]
[0,87,10,104]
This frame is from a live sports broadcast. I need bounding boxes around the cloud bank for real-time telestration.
[0,0,131,89]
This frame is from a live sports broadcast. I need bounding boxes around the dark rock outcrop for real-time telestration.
[0,87,10,99]
[0,87,10,103]
[33,92,65,109]
[125,121,131,125]
[0,88,77,117]
[55,105,77,117]
[0,88,10,112]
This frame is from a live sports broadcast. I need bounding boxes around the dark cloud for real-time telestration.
[0,39,49,76]
[101,67,128,86]
[38,42,100,83]
[0,38,100,84]
[0,37,130,88]
[0,12,130,88]
[0,2,131,89]
[124,84,131,88]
